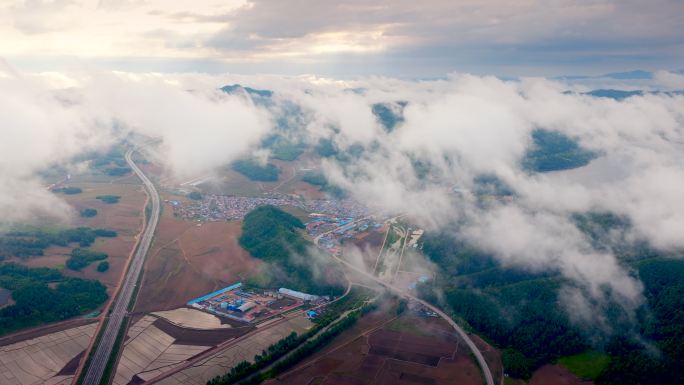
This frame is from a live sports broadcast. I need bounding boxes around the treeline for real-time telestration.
[54,186,82,195]
[66,248,108,271]
[80,208,98,217]
[240,206,343,295]
[208,301,376,385]
[261,134,306,161]
[0,264,108,334]
[231,159,280,182]
[86,144,131,177]
[301,172,345,198]
[96,195,120,204]
[0,227,117,260]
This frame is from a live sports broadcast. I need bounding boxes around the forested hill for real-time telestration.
[240,205,308,262]
[420,226,684,385]
[0,264,108,335]
[239,206,344,295]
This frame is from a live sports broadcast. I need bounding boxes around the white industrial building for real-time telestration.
[278,288,319,301]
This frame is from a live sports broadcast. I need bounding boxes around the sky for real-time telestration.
[1,0,683,77]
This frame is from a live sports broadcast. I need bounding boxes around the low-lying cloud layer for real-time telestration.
[2,67,684,325]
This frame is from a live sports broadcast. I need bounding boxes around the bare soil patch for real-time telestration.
[270,313,482,385]
[529,365,593,385]
[135,206,261,313]
[151,317,253,346]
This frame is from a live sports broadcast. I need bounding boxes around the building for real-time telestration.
[279,288,319,301]
[237,302,256,312]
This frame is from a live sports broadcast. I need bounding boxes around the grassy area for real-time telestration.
[503,376,518,385]
[557,351,610,380]
[384,317,434,337]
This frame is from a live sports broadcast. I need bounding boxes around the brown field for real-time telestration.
[286,180,327,200]
[199,168,271,197]
[343,229,388,270]
[270,313,483,385]
[62,182,146,235]
[134,204,262,313]
[529,365,593,385]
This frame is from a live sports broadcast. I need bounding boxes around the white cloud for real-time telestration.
[2,68,684,323]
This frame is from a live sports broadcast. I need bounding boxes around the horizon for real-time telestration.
[2,1,683,77]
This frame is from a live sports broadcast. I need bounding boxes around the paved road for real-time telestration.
[81,149,161,385]
[315,219,495,385]
[331,255,495,385]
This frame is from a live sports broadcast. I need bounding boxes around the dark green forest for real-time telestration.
[239,205,343,295]
[96,195,120,204]
[66,248,108,271]
[301,172,346,198]
[0,227,117,260]
[231,159,280,181]
[80,208,98,217]
[522,129,598,172]
[0,264,108,334]
[372,101,406,132]
[420,218,684,384]
[260,135,306,161]
[54,186,82,195]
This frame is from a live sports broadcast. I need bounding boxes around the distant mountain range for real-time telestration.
[577,89,684,101]
[556,69,684,81]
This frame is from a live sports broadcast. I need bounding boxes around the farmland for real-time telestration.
[111,313,254,385]
[0,321,98,385]
[269,312,483,385]
[134,205,261,313]
[155,314,313,385]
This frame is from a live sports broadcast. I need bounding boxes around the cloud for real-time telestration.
[0,68,269,223]
[1,1,683,75]
[654,70,684,89]
[77,73,270,177]
[2,68,684,326]
[259,73,684,318]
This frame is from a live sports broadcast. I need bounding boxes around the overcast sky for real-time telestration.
[1,0,683,77]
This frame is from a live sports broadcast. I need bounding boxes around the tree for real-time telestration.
[96,261,109,272]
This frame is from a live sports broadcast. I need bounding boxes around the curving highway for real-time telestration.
[316,221,495,385]
[80,149,161,385]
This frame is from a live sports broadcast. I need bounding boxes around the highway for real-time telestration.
[80,149,161,385]
[316,220,495,385]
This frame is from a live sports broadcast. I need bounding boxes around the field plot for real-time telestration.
[197,169,272,197]
[157,315,313,385]
[135,207,261,313]
[152,308,233,329]
[374,224,407,281]
[270,314,482,385]
[61,182,145,236]
[113,314,252,385]
[528,365,592,385]
[344,228,388,270]
[0,322,97,385]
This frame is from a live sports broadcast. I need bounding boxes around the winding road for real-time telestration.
[316,221,495,385]
[80,149,161,385]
